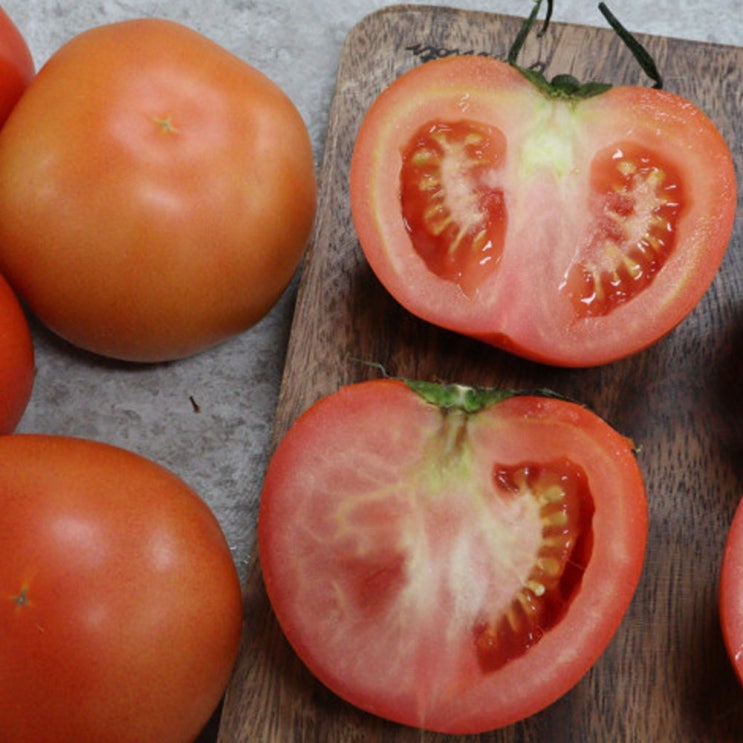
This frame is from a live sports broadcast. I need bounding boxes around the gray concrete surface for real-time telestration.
[7,0,741,583]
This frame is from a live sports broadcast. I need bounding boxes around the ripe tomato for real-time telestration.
[0,271,34,433]
[0,18,316,362]
[0,6,34,126]
[259,378,647,733]
[0,435,244,743]
[350,54,736,367]
[720,496,743,686]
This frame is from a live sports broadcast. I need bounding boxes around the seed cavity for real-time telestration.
[474,460,593,672]
[564,142,684,318]
[400,119,507,295]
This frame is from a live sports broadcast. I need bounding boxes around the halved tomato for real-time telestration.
[259,378,647,733]
[720,496,743,686]
[350,51,736,367]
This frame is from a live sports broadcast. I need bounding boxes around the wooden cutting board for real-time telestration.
[217,4,743,741]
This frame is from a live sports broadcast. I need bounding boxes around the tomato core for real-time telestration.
[473,458,594,671]
[565,141,684,317]
[401,120,507,296]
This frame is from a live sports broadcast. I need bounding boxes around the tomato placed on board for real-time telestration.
[0,435,244,743]
[349,7,736,367]
[259,378,647,733]
[720,496,743,686]
[0,271,33,433]
[0,18,316,362]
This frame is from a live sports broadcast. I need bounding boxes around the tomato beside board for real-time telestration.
[0,6,34,125]
[349,47,736,367]
[0,8,34,432]
[0,18,316,362]
[0,271,34,433]
[0,435,244,743]
[259,378,647,733]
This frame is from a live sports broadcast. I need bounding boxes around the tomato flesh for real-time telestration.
[259,379,647,733]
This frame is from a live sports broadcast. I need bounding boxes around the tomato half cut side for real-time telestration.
[720,496,743,686]
[259,379,648,733]
[350,55,736,367]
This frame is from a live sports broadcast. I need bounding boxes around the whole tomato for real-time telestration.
[0,6,34,125]
[0,434,244,743]
[0,271,34,432]
[0,18,316,362]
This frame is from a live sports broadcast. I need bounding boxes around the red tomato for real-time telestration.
[0,271,34,433]
[0,18,316,362]
[720,496,743,686]
[350,55,736,367]
[0,435,244,743]
[0,6,34,125]
[259,378,647,733]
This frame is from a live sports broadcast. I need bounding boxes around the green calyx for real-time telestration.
[404,379,515,413]
[508,0,663,100]
[404,378,585,415]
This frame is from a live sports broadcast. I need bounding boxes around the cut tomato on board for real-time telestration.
[349,6,736,367]
[720,496,743,687]
[258,378,647,733]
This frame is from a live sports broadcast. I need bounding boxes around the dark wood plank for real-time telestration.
[218,4,743,741]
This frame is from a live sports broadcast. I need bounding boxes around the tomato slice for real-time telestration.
[258,379,647,733]
[350,56,736,367]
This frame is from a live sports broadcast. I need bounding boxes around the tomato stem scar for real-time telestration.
[153,115,178,134]
[11,586,30,607]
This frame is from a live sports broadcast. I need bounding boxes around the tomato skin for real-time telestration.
[0,7,34,126]
[0,435,244,743]
[259,379,647,733]
[350,55,736,367]
[0,18,316,362]
[0,271,34,433]
[720,496,743,686]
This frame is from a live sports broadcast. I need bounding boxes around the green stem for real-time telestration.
[598,3,663,89]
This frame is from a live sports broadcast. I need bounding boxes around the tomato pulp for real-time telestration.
[259,379,647,733]
[350,55,736,367]
[0,435,244,743]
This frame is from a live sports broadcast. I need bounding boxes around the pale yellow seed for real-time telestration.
[537,557,562,577]
[526,579,546,597]
[540,485,565,504]
[543,510,568,527]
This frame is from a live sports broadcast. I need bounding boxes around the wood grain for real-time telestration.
[217,4,743,742]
